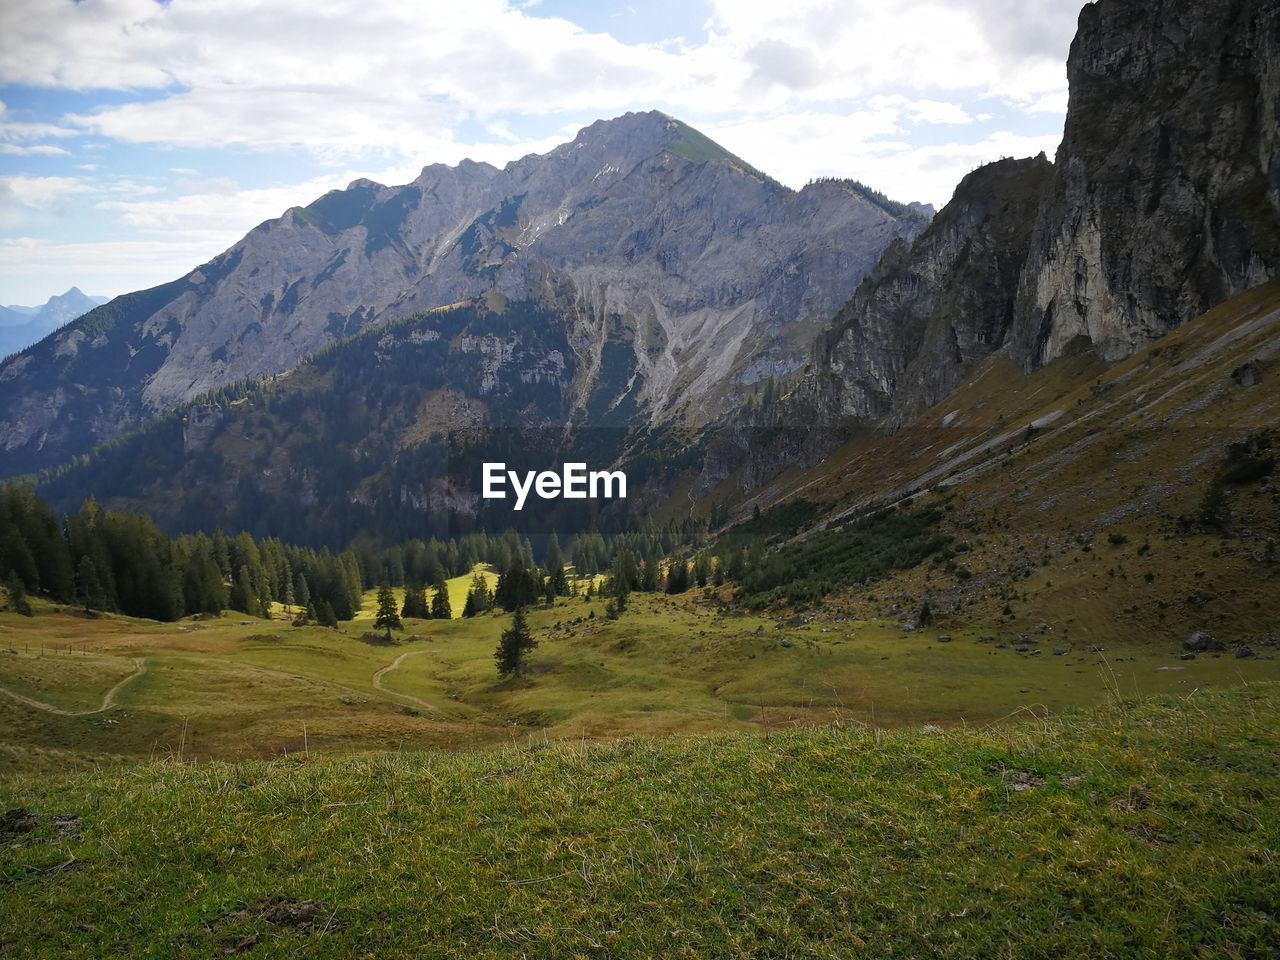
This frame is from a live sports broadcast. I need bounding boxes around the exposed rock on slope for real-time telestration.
[813,156,1055,430]
[0,112,925,478]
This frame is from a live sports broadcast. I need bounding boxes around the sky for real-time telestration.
[0,0,1083,306]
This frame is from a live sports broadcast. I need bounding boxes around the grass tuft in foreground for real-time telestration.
[2,685,1278,958]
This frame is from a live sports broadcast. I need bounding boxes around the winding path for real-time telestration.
[371,650,439,713]
[1,650,443,718]
[0,657,147,716]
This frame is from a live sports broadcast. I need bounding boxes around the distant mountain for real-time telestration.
[0,113,927,479]
[0,287,109,359]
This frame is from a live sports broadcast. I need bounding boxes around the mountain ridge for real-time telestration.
[0,111,926,479]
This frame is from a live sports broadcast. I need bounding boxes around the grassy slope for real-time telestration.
[720,280,1280,649]
[1,684,1277,958]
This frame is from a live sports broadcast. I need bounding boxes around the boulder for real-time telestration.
[1183,631,1222,652]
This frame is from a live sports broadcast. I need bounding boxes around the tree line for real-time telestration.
[0,483,707,623]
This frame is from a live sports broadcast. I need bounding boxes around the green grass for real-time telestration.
[2,684,1277,958]
[4,587,1279,778]
[0,653,140,713]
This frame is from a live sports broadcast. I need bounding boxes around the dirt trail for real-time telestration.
[0,657,147,716]
[371,650,439,713]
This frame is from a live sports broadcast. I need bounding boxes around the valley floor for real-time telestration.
[3,579,1278,773]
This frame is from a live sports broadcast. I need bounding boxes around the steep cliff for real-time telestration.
[0,112,925,479]
[725,0,1280,495]
[1011,0,1280,367]
[811,156,1054,430]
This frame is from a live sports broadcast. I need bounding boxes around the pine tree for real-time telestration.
[467,569,493,613]
[546,533,569,595]
[918,600,933,627]
[401,581,428,619]
[211,530,231,578]
[229,565,261,617]
[181,549,226,615]
[316,599,337,628]
[282,562,296,611]
[430,575,452,620]
[693,553,710,588]
[494,607,537,678]
[666,559,690,594]
[374,583,402,641]
[495,554,539,611]
[5,574,32,617]
[75,555,108,612]
[1,519,39,592]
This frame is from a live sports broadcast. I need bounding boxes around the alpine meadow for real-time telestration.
[1,0,1278,956]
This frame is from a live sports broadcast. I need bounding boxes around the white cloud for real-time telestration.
[906,100,973,125]
[2,0,1075,155]
[106,178,166,197]
[0,175,91,209]
[0,236,227,302]
[700,0,1073,107]
[94,176,348,235]
[0,175,92,232]
[0,143,69,156]
[0,98,79,158]
[1026,90,1069,114]
[706,114,1059,206]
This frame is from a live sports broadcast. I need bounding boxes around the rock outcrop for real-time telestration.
[1011,0,1280,368]
[812,156,1055,430]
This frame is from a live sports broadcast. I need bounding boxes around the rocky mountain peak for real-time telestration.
[0,112,926,478]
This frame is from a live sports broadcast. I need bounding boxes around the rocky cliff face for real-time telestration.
[721,0,1280,495]
[1011,0,1280,368]
[0,111,925,479]
[811,156,1054,430]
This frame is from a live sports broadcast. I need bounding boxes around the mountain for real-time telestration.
[718,0,1280,491]
[0,287,109,359]
[38,297,626,544]
[0,113,927,479]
